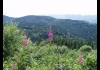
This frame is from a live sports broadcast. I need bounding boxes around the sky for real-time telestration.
[3,0,97,17]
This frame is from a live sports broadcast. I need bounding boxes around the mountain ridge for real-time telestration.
[47,14,97,24]
[3,15,97,45]
[3,14,97,24]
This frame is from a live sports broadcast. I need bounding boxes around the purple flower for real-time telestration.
[78,57,83,63]
[78,54,83,64]
[48,26,53,42]
[22,32,28,46]
[48,32,53,38]
[22,39,28,46]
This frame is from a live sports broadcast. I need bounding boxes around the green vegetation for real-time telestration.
[3,15,97,45]
[3,22,97,70]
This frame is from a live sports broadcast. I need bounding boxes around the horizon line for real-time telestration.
[3,14,97,18]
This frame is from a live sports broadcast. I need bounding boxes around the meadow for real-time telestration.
[3,22,97,70]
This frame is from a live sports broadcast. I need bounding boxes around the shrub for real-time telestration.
[53,45,68,54]
[3,21,23,60]
[78,45,92,52]
[82,54,97,70]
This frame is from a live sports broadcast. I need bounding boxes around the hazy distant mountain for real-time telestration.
[3,14,97,24]
[47,14,97,24]
[13,15,56,24]
[3,15,56,24]
[3,15,16,23]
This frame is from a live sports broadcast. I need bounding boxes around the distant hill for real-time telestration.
[13,15,56,24]
[3,15,97,24]
[47,14,97,24]
[49,19,97,42]
[3,15,16,23]
[3,15,97,44]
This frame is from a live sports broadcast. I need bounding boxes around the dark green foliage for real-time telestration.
[78,45,92,52]
[17,47,32,70]
[82,54,97,70]
[3,21,97,70]
[3,15,97,47]
[3,21,22,60]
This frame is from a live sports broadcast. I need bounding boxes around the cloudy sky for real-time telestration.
[3,0,97,17]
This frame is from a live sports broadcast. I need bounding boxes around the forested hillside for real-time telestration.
[3,15,97,48]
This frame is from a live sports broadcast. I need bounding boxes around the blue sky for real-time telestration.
[3,0,97,17]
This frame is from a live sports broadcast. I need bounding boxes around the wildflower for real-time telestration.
[11,62,16,70]
[22,39,28,46]
[78,54,83,64]
[22,32,28,46]
[48,26,53,42]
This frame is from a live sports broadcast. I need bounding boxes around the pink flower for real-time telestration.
[78,57,83,63]
[48,32,53,42]
[48,32,53,38]
[22,32,28,46]
[22,39,28,46]
[78,54,83,64]
[48,26,53,42]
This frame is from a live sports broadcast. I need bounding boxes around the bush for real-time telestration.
[3,21,23,60]
[78,45,92,52]
[58,46,68,54]
[53,45,68,54]
[67,49,79,59]
[82,54,97,70]
[3,22,97,70]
